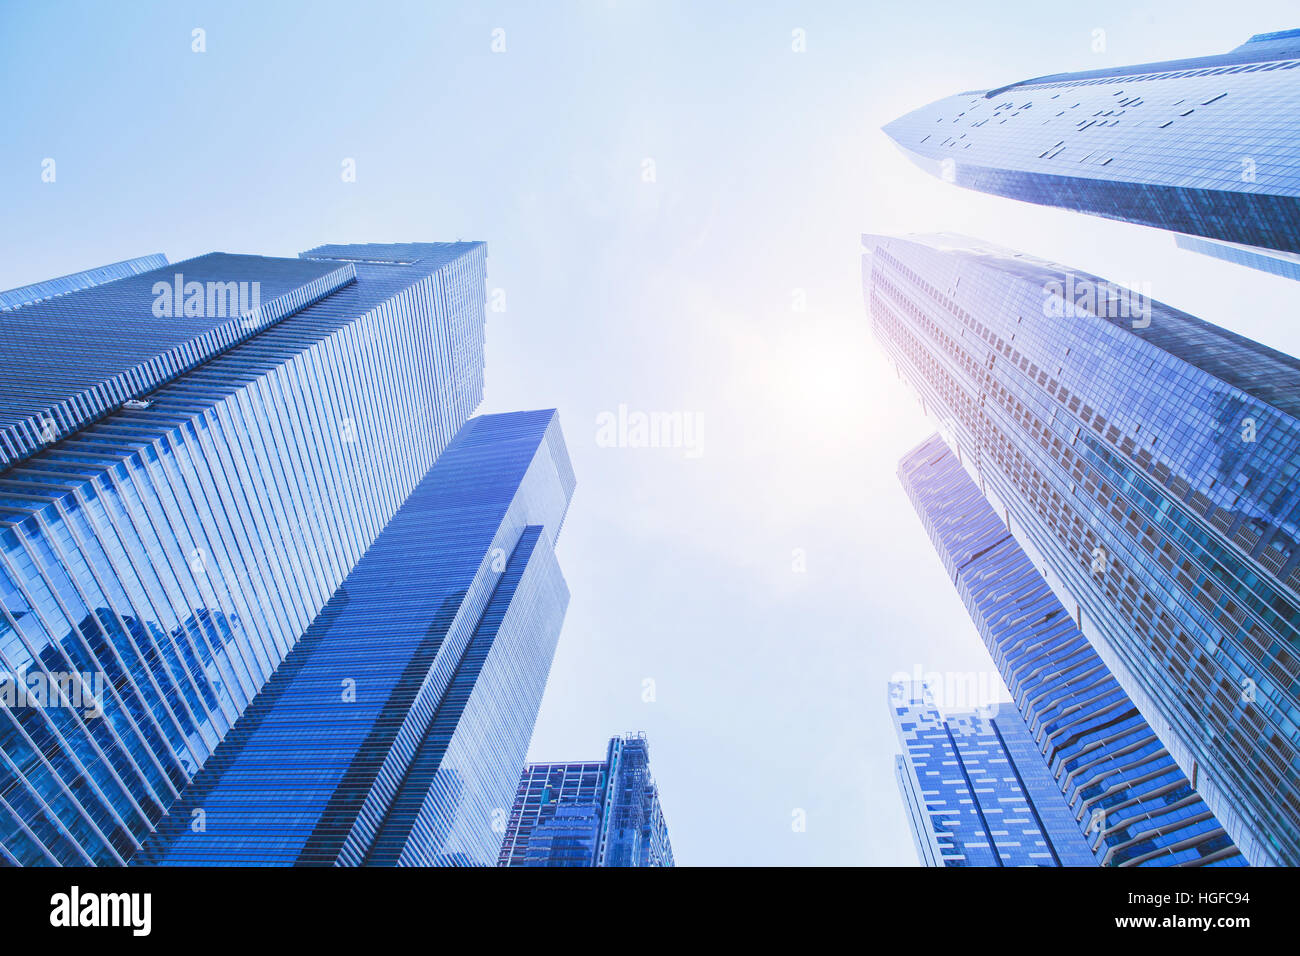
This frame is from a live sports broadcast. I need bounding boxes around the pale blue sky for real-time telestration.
[4,0,1300,865]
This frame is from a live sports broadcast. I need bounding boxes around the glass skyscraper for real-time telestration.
[890,681,1097,867]
[0,242,490,865]
[1172,235,1300,283]
[866,232,1300,866]
[136,409,574,866]
[498,732,674,867]
[882,30,1300,274]
[899,433,1243,866]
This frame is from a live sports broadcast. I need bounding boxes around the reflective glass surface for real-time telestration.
[867,233,1300,866]
[135,410,574,866]
[499,732,674,867]
[0,242,488,865]
[900,433,1242,866]
[890,681,1097,866]
[884,31,1300,259]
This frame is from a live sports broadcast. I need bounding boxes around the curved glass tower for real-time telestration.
[883,30,1300,268]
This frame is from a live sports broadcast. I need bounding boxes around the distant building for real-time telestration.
[499,733,674,866]
[891,681,1097,867]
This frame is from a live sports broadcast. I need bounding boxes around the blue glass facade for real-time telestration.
[883,31,1300,268]
[500,758,606,866]
[0,242,488,865]
[135,410,574,866]
[1174,234,1300,283]
[0,255,168,312]
[498,732,674,867]
[894,753,941,867]
[866,232,1300,866]
[0,253,360,469]
[899,433,1243,866]
[521,804,603,866]
[890,681,1097,866]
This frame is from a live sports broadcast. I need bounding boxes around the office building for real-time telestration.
[883,31,1300,275]
[899,433,1243,865]
[866,232,1300,865]
[891,681,1097,866]
[136,410,574,865]
[498,732,674,867]
[0,242,487,864]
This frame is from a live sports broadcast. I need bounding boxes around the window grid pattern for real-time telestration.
[890,681,1096,866]
[884,32,1300,256]
[134,410,573,867]
[900,433,1243,866]
[0,254,358,469]
[0,242,488,865]
[0,255,168,312]
[866,233,1300,867]
[498,732,674,867]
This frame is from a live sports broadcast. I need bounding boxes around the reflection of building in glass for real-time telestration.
[138,410,575,866]
[0,242,488,865]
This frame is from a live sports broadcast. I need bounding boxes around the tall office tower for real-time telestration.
[498,732,674,867]
[865,232,1300,866]
[136,409,574,866]
[882,30,1300,275]
[890,681,1097,867]
[1172,236,1300,284]
[899,434,1243,866]
[0,242,488,865]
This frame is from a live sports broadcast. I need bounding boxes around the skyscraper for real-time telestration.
[136,409,574,866]
[890,681,1097,867]
[1171,235,1300,284]
[882,30,1300,275]
[866,232,1300,866]
[899,433,1242,866]
[0,242,488,865]
[498,732,674,867]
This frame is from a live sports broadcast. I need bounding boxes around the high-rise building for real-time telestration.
[498,732,674,867]
[882,30,1300,276]
[890,681,1096,867]
[866,232,1300,866]
[1172,235,1300,283]
[0,242,488,865]
[504,757,607,867]
[136,409,574,866]
[899,433,1242,866]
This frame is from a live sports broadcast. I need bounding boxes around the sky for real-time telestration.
[4,0,1300,866]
